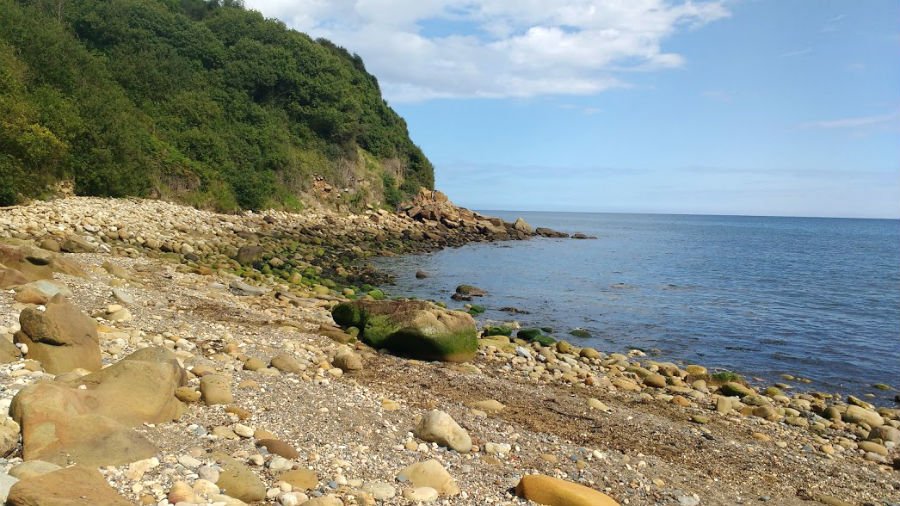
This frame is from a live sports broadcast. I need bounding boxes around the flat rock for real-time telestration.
[6,465,131,505]
[396,459,459,496]
[215,455,266,503]
[279,469,318,490]
[257,439,299,459]
[7,461,61,480]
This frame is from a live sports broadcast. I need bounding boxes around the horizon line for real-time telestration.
[472,209,900,221]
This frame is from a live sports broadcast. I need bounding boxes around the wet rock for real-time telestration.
[718,382,754,398]
[455,284,486,297]
[414,410,472,452]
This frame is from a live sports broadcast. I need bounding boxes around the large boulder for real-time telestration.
[15,297,100,374]
[0,244,84,288]
[10,347,185,466]
[6,465,131,506]
[331,300,477,362]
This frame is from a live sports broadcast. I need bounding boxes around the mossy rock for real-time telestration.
[482,325,513,337]
[467,304,486,315]
[569,328,591,338]
[331,300,477,362]
[367,289,386,300]
[516,328,543,341]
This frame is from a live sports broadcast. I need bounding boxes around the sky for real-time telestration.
[243,0,900,218]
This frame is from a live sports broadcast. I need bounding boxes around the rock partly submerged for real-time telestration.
[331,300,477,362]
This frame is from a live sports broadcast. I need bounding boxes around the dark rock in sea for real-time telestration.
[571,233,598,239]
[456,284,486,297]
[451,293,472,302]
[535,227,569,238]
[569,328,591,338]
[499,306,530,315]
[516,328,555,346]
[415,270,429,279]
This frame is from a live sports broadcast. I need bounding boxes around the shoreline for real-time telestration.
[0,196,897,505]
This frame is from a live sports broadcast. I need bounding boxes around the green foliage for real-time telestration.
[0,0,432,208]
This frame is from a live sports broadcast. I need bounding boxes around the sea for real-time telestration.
[374,212,900,402]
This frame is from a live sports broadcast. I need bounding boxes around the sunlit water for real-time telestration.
[375,212,900,401]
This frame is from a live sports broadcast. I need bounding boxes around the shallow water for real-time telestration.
[374,212,900,401]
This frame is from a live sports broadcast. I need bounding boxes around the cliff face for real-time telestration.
[0,0,433,211]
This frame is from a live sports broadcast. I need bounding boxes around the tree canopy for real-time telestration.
[0,0,433,209]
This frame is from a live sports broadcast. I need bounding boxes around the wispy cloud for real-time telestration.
[821,13,845,33]
[779,48,812,58]
[244,0,730,102]
[801,110,900,129]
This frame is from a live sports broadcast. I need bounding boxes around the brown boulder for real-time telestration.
[6,465,131,506]
[10,347,185,466]
[15,297,100,374]
[515,474,620,506]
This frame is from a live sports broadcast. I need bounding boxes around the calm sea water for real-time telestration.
[375,212,900,401]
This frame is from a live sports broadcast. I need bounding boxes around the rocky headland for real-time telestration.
[0,196,896,506]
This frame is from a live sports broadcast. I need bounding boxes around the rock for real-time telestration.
[257,439,299,459]
[362,482,396,500]
[7,461,61,480]
[588,398,610,411]
[0,473,17,503]
[216,455,266,503]
[331,300,477,362]
[455,284,486,297]
[403,487,439,502]
[718,382,754,398]
[515,474,620,506]
[279,469,318,490]
[270,354,304,374]
[201,374,234,405]
[13,281,71,305]
[643,374,667,388]
[858,441,888,456]
[300,495,343,506]
[10,347,185,466]
[15,297,100,374]
[513,217,533,235]
[6,465,131,505]
[466,399,505,414]
[175,386,202,403]
[60,235,97,253]
[396,459,459,496]
[0,338,22,364]
[580,347,601,359]
[843,405,884,427]
[0,417,20,456]
[332,347,363,371]
[229,279,267,296]
[243,357,266,371]
[415,271,429,279]
[868,425,900,444]
[414,410,472,452]
[234,245,265,265]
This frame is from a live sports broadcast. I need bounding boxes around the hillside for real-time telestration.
[0,0,433,210]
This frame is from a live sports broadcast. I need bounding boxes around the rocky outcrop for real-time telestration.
[14,297,100,374]
[331,300,477,362]
[0,243,84,289]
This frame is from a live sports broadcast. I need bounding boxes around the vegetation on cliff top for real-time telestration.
[0,0,433,210]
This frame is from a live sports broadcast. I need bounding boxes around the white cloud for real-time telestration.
[802,110,900,129]
[243,0,730,102]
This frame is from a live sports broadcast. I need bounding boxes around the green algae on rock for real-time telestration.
[331,300,477,362]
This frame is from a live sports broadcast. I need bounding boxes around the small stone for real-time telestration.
[396,460,459,496]
[279,469,318,490]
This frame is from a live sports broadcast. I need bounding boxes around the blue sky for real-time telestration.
[245,0,900,218]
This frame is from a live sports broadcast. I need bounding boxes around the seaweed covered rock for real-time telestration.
[331,300,477,362]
